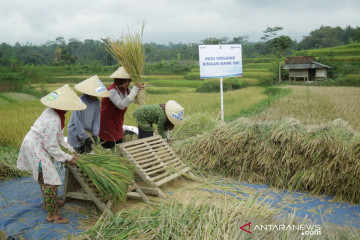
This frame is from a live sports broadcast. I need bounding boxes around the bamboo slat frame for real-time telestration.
[63,164,149,214]
[118,135,193,198]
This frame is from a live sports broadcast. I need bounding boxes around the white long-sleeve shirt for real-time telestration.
[108,85,139,110]
[17,108,75,185]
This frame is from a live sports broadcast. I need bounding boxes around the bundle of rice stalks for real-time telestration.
[170,112,218,141]
[174,117,360,203]
[76,146,135,203]
[105,25,146,105]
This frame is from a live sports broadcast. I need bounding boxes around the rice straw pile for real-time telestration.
[76,197,360,240]
[170,112,218,141]
[105,25,146,105]
[174,116,360,203]
[76,146,135,203]
[77,199,273,240]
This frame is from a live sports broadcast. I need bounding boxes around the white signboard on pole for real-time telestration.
[198,44,242,121]
[199,44,242,78]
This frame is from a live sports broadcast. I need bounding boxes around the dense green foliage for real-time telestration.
[1,25,359,67]
[196,78,244,93]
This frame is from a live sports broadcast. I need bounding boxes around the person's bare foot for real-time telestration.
[46,214,69,224]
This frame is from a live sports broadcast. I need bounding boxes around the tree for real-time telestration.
[271,35,293,82]
[229,36,249,44]
[261,26,284,42]
[298,26,344,49]
[262,27,293,82]
[200,37,229,45]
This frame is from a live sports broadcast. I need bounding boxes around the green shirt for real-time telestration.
[133,104,168,138]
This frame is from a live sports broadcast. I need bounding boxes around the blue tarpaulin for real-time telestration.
[0,167,89,240]
[170,181,360,229]
[2,171,360,239]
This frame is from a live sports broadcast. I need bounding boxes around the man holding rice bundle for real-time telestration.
[99,67,144,149]
[17,85,85,224]
[67,75,110,153]
[133,100,184,142]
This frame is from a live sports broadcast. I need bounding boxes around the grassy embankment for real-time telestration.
[294,43,360,86]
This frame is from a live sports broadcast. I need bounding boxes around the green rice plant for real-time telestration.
[296,49,360,57]
[322,56,360,62]
[244,62,272,69]
[244,67,273,72]
[184,72,201,80]
[346,74,360,78]
[0,146,29,180]
[76,146,135,203]
[0,101,44,147]
[240,77,260,85]
[105,24,146,105]
[243,71,274,78]
[146,86,195,95]
[196,78,244,93]
[243,57,272,64]
[147,79,203,88]
[144,74,184,80]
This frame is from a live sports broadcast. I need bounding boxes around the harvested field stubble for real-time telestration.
[174,117,360,203]
[252,86,360,132]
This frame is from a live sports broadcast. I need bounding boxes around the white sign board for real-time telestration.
[199,44,242,78]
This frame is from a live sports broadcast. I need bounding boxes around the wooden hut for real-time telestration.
[283,56,331,81]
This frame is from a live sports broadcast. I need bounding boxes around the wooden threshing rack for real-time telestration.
[118,135,193,198]
[63,164,149,213]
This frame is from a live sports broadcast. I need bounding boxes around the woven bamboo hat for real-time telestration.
[165,100,184,126]
[75,75,110,98]
[40,84,87,111]
[109,67,131,79]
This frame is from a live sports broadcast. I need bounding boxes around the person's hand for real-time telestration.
[84,137,93,152]
[135,82,145,90]
[68,155,79,165]
[92,136,98,144]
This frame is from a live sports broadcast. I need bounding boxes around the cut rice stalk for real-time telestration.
[105,24,147,105]
[76,146,135,203]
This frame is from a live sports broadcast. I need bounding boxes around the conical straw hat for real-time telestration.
[40,84,87,111]
[165,100,185,126]
[109,67,131,79]
[74,75,110,98]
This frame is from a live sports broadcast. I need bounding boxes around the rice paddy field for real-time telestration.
[295,43,360,85]
[1,66,360,239]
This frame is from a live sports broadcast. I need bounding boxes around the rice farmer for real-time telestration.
[17,84,86,224]
[99,67,144,149]
[133,100,184,142]
[67,75,110,153]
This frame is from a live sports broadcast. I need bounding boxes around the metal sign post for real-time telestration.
[198,44,242,121]
[220,77,224,121]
